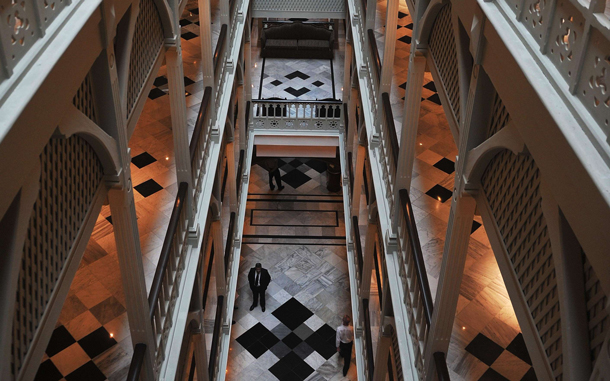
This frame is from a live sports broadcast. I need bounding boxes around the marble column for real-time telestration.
[373,324,393,381]
[166,43,194,220]
[198,0,216,110]
[541,184,591,380]
[392,52,425,230]
[378,0,398,96]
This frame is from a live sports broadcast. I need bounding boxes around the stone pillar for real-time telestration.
[360,204,378,299]
[392,52,425,229]
[366,0,376,31]
[226,139,238,213]
[541,184,592,380]
[166,43,194,219]
[108,186,157,381]
[378,0,398,95]
[373,324,394,381]
[351,143,367,217]
[198,0,216,109]
[220,0,230,26]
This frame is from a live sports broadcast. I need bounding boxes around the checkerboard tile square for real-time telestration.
[65,361,106,381]
[465,333,504,366]
[479,367,509,381]
[506,333,532,365]
[148,87,166,100]
[425,184,453,203]
[285,71,310,80]
[282,332,303,349]
[433,157,455,174]
[35,359,63,381]
[134,179,163,197]
[78,327,117,359]
[273,298,313,330]
[131,152,157,169]
[181,32,197,40]
[398,35,412,44]
[281,169,312,190]
[472,220,482,234]
[271,80,283,86]
[46,326,76,357]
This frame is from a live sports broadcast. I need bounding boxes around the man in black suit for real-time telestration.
[248,263,271,312]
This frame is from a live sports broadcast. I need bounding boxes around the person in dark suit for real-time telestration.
[248,263,271,312]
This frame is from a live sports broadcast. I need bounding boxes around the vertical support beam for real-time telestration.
[360,204,378,299]
[392,52,425,229]
[193,331,210,381]
[198,0,216,109]
[352,143,367,217]
[236,83,246,150]
[343,26,353,104]
[166,42,194,219]
[541,184,592,380]
[373,324,393,381]
[211,213,226,297]
[226,139,238,213]
[378,0,398,95]
[366,0,376,31]
[220,0,230,27]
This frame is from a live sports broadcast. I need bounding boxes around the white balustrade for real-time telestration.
[251,100,344,130]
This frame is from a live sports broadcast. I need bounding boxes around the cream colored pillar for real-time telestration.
[351,142,367,218]
[360,204,378,299]
[373,324,393,381]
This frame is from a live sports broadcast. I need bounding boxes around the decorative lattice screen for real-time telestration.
[253,0,344,14]
[486,91,511,139]
[73,74,97,123]
[126,0,164,118]
[428,4,460,125]
[481,150,563,380]
[583,250,609,367]
[11,135,104,377]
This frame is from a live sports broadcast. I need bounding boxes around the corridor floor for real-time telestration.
[226,160,356,381]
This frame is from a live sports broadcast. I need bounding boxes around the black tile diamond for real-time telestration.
[260,331,280,349]
[46,326,76,357]
[284,87,310,97]
[396,24,403,29]
[423,81,437,92]
[282,332,303,349]
[398,35,412,44]
[471,220,482,234]
[521,367,538,381]
[270,351,314,381]
[479,368,510,381]
[35,360,63,381]
[132,152,157,169]
[306,159,327,173]
[398,11,409,18]
[181,32,197,40]
[272,298,313,330]
[312,80,324,87]
[433,157,455,174]
[188,8,199,14]
[270,341,291,358]
[153,76,168,87]
[293,341,315,359]
[399,82,407,89]
[427,93,442,105]
[281,169,312,189]
[106,216,113,225]
[285,70,310,80]
[179,19,192,26]
[236,323,278,358]
[316,324,336,342]
[65,361,106,381]
[271,79,283,86]
[507,333,532,365]
[237,323,270,347]
[245,340,268,358]
[135,179,163,198]
[425,185,453,203]
[465,333,504,366]
[184,76,195,86]
[405,23,414,30]
[289,159,303,168]
[148,87,166,100]
[305,331,336,359]
[78,327,117,359]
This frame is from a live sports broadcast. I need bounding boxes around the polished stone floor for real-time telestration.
[226,160,356,381]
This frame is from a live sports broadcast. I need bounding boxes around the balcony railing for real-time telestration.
[251,100,344,130]
[127,343,147,381]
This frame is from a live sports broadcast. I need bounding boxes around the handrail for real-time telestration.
[433,352,451,381]
[347,152,354,195]
[148,182,188,320]
[373,246,383,307]
[236,149,245,195]
[208,295,225,380]
[189,87,213,163]
[127,343,146,381]
[367,29,381,81]
[224,212,236,275]
[214,24,228,70]
[352,216,364,277]
[252,99,342,105]
[362,299,375,380]
[382,92,399,168]
[202,246,214,309]
[398,188,433,324]
[343,103,349,136]
[221,164,228,202]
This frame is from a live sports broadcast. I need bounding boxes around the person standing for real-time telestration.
[336,315,354,376]
[248,263,271,312]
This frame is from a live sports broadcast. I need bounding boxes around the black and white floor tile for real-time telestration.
[258,59,337,101]
[465,333,536,380]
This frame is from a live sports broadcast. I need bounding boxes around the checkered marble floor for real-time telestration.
[227,159,356,381]
[258,59,337,101]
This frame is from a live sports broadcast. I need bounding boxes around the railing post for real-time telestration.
[226,138,238,214]
[373,324,394,381]
[166,42,195,222]
[392,51,426,230]
[198,0,216,114]
[378,0,399,95]
[365,0,376,30]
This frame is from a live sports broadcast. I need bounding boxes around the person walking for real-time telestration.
[265,158,284,191]
[336,315,354,376]
[248,263,271,312]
